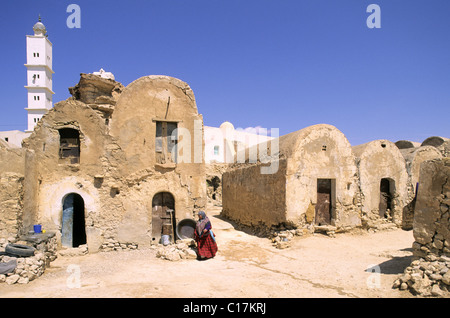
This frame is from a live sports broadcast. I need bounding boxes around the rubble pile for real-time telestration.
[270,228,306,249]
[393,158,450,297]
[393,255,450,297]
[155,239,198,261]
[0,252,46,285]
[100,239,138,252]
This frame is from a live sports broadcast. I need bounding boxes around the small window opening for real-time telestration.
[59,128,80,164]
[381,143,386,148]
[214,145,220,156]
[322,145,327,151]
[155,121,178,164]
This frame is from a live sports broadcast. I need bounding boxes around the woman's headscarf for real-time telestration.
[196,211,209,234]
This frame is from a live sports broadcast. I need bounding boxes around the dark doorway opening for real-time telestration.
[207,176,221,201]
[379,178,393,218]
[151,192,176,244]
[315,179,333,226]
[62,193,87,248]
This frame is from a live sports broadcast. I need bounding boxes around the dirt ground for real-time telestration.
[0,205,417,298]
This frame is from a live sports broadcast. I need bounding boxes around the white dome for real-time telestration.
[33,16,47,36]
[220,121,234,131]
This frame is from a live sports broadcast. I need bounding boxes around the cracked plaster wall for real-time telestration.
[413,158,450,258]
[18,74,206,251]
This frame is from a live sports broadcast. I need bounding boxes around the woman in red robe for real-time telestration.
[194,211,218,260]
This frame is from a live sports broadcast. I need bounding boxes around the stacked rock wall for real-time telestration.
[0,141,25,239]
[394,158,450,296]
[413,158,450,258]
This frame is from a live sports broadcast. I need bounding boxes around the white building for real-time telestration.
[0,17,54,147]
[24,16,54,132]
[92,68,115,80]
[0,130,30,148]
[204,121,276,163]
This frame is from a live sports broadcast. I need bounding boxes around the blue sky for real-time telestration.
[1,0,449,145]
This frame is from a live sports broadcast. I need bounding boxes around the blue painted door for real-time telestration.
[62,194,74,247]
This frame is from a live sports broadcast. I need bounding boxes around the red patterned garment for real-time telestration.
[194,229,218,259]
[194,211,218,259]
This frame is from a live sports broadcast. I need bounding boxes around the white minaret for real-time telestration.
[25,16,54,132]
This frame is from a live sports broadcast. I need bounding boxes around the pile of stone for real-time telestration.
[270,228,306,249]
[393,255,450,297]
[0,252,46,285]
[394,158,450,297]
[58,244,89,257]
[155,239,198,261]
[229,221,312,249]
[100,239,138,252]
[22,233,58,266]
[0,237,15,249]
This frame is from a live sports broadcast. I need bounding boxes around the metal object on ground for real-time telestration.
[176,218,196,240]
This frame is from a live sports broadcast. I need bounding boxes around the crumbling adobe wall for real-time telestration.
[21,74,206,252]
[22,98,117,250]
[222,124,360,231]
[413,158,450,258]
[222,159,287,228]
[110,75,207,223]
[353,140,410,228]
[400,146,443,229]
[421,136,449,158]
[442,140,450,158]
[69,73,124,106]
[205,163,229,206]
[394,158,450,297]
[401,146,443,191]
[282,124,360,229]
[0,140,25,239]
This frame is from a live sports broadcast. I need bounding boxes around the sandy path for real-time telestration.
[0,206,415,298]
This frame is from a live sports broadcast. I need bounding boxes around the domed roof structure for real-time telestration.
[219,121,234,131]
[33,16,47,36]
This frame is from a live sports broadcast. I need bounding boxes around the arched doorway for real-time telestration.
[151,192,175,244]
[61,193,86,248]
[379,178,394,219]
